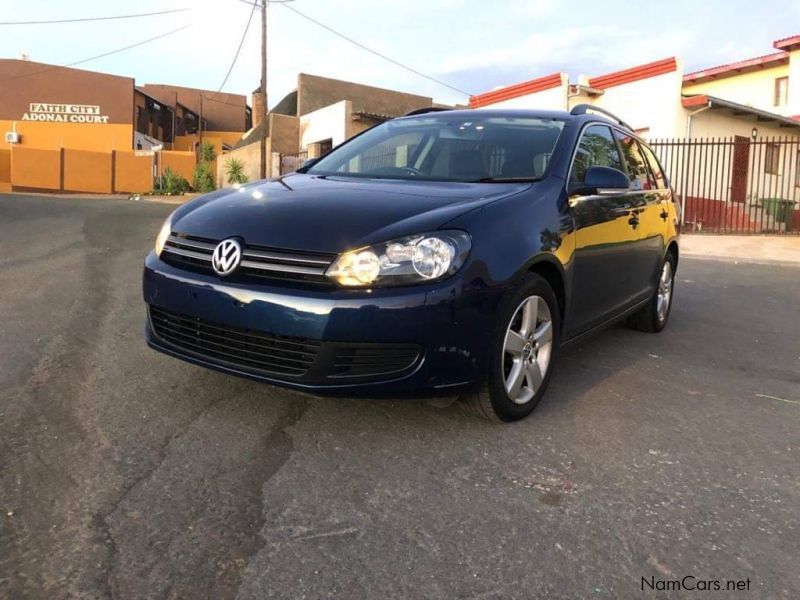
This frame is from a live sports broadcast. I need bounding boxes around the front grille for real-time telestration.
[329,344,421,379]
[149,306,320,377]
[161,233,336,285]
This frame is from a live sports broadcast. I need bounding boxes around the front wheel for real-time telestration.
[627,253,676,333]
[460,273,560,422]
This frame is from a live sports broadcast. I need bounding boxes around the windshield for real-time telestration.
[305,114,565,182]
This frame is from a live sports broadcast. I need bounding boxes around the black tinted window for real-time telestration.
[640,143,667,189]
[570,125,624,184]
[615,132,655,190]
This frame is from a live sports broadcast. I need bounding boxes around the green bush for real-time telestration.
[198,141,217,163]
[225,157,248,184]
[153,168,189,195]
[192,162,216,193]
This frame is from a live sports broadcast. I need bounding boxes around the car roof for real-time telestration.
[398,107,634,134]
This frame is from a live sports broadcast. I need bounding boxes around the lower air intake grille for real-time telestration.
[329,345,421,379]
[149,306,320,377]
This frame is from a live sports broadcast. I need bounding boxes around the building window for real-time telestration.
[764,143,781,175]
[774,77,788,107]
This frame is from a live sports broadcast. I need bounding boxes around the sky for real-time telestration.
[1,0,799,109]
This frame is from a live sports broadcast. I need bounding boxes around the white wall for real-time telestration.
[473,84,568,110]
[580,64,686,138]
[299,100,349,150]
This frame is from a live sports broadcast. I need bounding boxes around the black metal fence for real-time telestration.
[649,137,800,234]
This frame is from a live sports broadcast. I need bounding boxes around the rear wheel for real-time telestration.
[460,273,559,422]
[627,253,676,333]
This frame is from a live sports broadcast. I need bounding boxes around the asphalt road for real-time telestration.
[1,194,799,599]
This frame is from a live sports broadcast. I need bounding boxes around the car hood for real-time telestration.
[172,173,530,253]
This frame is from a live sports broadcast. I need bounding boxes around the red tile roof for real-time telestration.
[468,73,563,108]
[588,57,678,89]
[774,34,800,52]
[683,52,789,84]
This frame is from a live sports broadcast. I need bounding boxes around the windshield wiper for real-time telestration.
[471,176,542,183]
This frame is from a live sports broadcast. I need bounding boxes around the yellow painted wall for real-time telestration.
[0,149,10,183]
[63,149,112,193]
[0,120,133,151]
[115,151,153,193]
[11,147,60,190]
[161,151,196,183]
[683,64,790,115]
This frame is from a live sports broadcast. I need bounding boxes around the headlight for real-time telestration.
[154,214,173,257]
[326,230,471,287]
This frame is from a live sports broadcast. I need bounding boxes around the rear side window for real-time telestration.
[570,125,624,184]
[615,132,655,190]
[640,143,667,189]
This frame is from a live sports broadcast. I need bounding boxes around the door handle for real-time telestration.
[660,209,669,221]
[628,215,640,228]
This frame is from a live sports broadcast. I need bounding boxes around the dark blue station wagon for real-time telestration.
[144,105,679,421]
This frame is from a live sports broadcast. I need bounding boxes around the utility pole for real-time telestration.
[259,0,268,179]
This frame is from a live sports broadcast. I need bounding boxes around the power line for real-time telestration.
[217,0,258,92]
[279,3,472,97]
[0,8,191,26]
[0,26,191,84]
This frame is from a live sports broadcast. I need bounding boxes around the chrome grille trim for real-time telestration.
[239,260,326,275]
[161,233,336,283]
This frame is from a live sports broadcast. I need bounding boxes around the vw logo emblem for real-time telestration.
[211,238,243,276]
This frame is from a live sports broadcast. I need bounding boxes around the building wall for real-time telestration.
[140,84,249,132]
[269,113,300,155]
[577,62,687,138]
[0,59,135,152]
[475,84,568,110]
[215,142,262,188]
[300,100,349,150]
[788,49,800,117]
[115,151,153,193]
[296,73,431,117]
[683,63,791,115]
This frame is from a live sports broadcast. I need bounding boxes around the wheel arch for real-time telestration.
[525,255,566,324]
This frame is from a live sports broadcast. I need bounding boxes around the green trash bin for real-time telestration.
[760,198,797,229]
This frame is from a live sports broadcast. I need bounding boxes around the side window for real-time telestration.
[570,125,624,185]
[641,143,667,189]
[615,132,655,190]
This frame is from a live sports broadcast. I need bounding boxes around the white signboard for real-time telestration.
[21,103,110,124]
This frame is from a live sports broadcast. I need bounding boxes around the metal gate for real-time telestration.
[649,137,800,234]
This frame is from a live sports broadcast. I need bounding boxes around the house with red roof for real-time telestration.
[468,35,800,233]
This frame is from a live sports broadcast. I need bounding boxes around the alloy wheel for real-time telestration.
[656,261,673,322]
[502,295,553,405]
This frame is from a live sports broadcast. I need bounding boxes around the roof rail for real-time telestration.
[403,106,454,117]
[570,104,633,131]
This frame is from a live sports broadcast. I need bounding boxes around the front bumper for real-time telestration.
[143,252,499,397]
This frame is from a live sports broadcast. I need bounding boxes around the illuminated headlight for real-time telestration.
[326,230,471,287]
[154,213,174,257]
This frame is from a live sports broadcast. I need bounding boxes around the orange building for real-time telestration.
[0,59,252,193]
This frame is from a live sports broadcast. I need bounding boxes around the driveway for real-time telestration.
[1,194,798,599]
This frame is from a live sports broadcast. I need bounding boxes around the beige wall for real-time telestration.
[683,63,791,115]
[216,142,262,188]
[297,73,431,117]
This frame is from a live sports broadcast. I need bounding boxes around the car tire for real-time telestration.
[627,252,676,333]
[460,273,560,422]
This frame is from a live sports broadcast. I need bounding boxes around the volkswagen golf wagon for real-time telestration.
[143,104,679,422]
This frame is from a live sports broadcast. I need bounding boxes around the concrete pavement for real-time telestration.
[1,194,798,599]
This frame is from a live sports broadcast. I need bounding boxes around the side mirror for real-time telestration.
[570,166,630,196]
[297,157,320,172]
